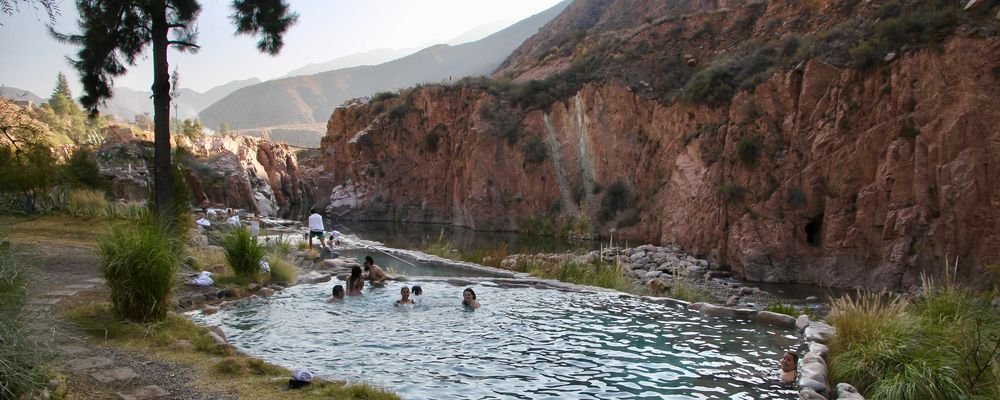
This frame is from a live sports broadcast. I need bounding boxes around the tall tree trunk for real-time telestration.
[151,2,174,217]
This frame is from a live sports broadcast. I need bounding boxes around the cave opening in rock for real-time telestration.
[805,215,823,246]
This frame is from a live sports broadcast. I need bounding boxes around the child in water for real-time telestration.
[395,286,415,306]
[462,288,480,309]
[411,285,422,303]
[326,285,345,303]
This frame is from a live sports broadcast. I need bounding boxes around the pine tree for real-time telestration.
[53,0,297,217]
[49,72,79,116]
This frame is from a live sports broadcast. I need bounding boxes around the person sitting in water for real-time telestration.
[779,351,798,383]
[326,285,345,303]
[462,288,480,310]
[346,266,364,295]
[395,286,415,306]
[364,256,389,286]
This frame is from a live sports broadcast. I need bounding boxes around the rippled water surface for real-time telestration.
[192,280,803,399]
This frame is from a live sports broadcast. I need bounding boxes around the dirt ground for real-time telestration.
[4,215,235,399]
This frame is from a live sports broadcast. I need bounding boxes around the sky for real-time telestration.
[0,0,564,96]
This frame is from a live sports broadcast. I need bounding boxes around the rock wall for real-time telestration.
[99,129,311,216]
[317,36,1000,290]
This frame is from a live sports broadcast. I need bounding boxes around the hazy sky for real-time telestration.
[0,0,564,96]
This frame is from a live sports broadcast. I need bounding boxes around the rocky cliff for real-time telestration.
[99,128,311,216]
[315,0,1000,290]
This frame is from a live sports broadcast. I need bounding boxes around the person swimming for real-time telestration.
[326,285,345,303]
[779,351,798,383]
[462,288,480,309]
[346,266,364,295]
[364,256,389,286]
[395,286,415,306]
[411,285,423,303]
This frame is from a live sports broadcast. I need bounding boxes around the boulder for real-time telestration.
[208,325,227,342]
[834,383,864,400]
[648,279,671,293]
[796,314,811,331]
[258,287,275,297]
[206,331,227,346]
[755,311,796,329]
[201,305,219,315]
[644,270,663,279]
[809,343,830,361]
[805,322,837,343]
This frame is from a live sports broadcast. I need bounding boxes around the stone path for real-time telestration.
[30,279,174,399]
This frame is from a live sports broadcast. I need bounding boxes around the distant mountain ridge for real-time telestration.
[0,86,44,104]
[199,0,571,130]
[98,78,261,121]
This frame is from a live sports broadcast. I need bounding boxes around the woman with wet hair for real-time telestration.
[462,288,480,309]
[396,286,415,306]
[346,266,364,295]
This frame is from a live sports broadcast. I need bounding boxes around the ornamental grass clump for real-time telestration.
[98,212,182,322]
[222,227,266,281]
[828,269,1000,400]
[0,238,50,398]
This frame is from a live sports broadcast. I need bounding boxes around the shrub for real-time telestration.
[0,239,50,398]
[669,279,717,303]
[735,136,761,166]
[372,91,398,102]
[849,40,883,71]
[526,259,637,293]
[387,102,412,121]
[222,227,266,281]
[718,182,745,203]
[479,101,523,144]
[98,212,182,322]
[617,208,640,228]
[64,148,109,191]
[422,124,447,153]
[522,136,547,164]
[66,189,109,218]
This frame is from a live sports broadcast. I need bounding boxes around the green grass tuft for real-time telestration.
[222,227,266,281]
[765,303,798,317]
[98,211,182,322]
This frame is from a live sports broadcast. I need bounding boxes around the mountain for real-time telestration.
[283,48,417,78]
[444,20,514,45]
[199,0,572,130]
[99,78,261,121]
[0,86,44,104]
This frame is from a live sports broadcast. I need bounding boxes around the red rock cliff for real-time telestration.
[316,1,1000,290]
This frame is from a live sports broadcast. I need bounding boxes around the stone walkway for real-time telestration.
[19,242,235,400]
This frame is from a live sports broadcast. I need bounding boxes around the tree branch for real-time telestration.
[167,40,199,48]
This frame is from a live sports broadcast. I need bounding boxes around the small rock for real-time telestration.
[38,389,50,400]
[739,287,755,296]
[208,326,227,342]
[207,331,228,346]
[201,305,219,315]
[796,314,810,331]
[247,283,260,292]
[805,296,819,302]
[644,270,663,279]
[48,379,59,391]
[883,52,897,62]
[258,288,275,297]
[648,279,671,293]
[726,295,741,307]
[835,383,864,400]
[188,294,205,306]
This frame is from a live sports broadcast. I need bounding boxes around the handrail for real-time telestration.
[367,245,417,268]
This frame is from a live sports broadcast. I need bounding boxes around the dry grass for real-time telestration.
[65,303,400,400]
[0,215,109,249]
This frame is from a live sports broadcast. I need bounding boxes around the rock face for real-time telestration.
[99,130,311,216]
[314,2,1000,290]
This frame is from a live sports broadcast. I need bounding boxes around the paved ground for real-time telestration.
[17,230,235,400]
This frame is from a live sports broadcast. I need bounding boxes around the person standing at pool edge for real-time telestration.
[307,209,324,248]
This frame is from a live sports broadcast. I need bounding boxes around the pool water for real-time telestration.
[191,279,804,399]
